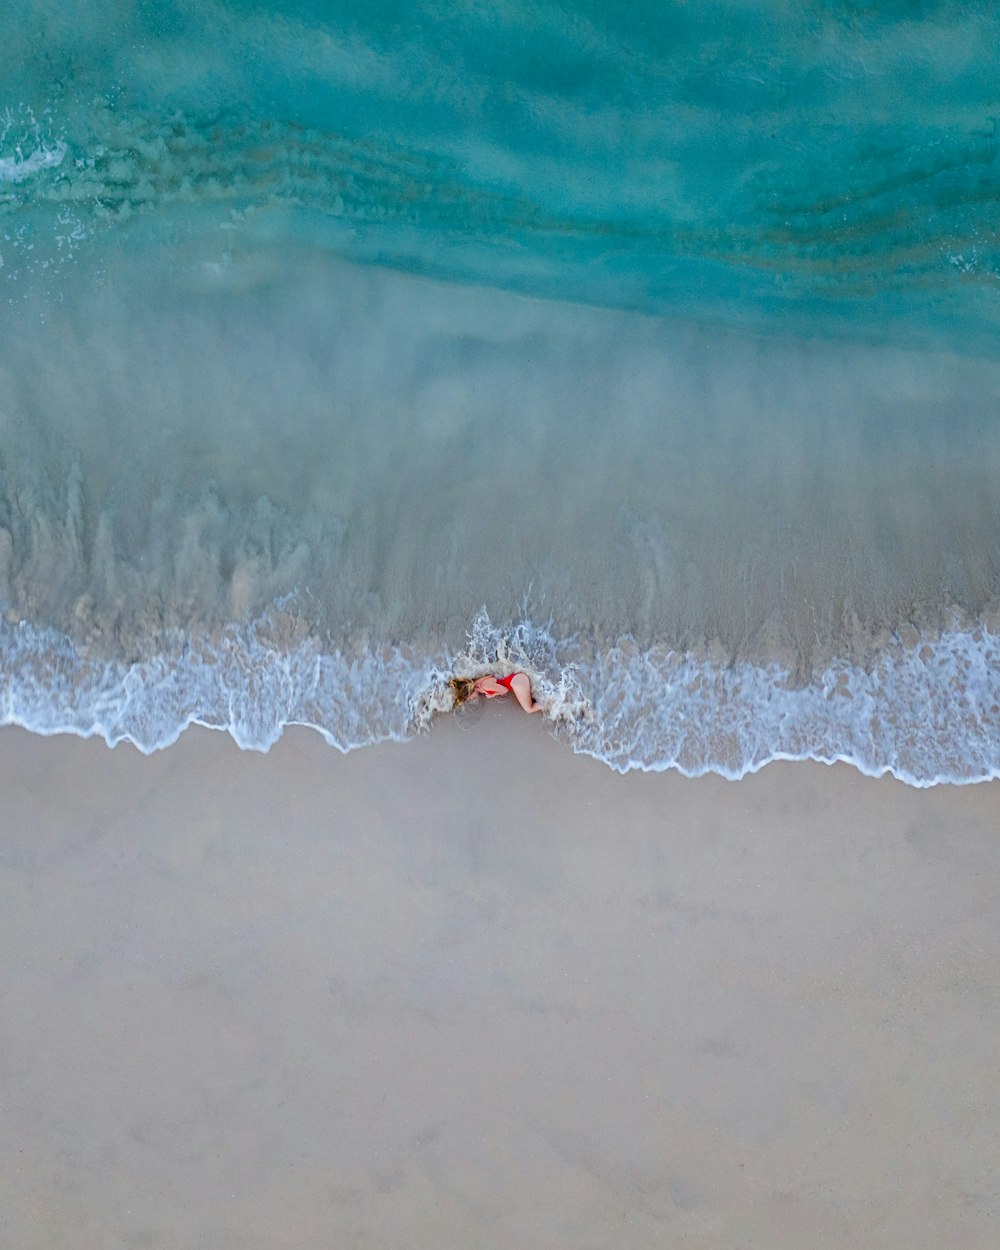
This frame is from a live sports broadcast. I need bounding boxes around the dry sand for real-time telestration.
[1,706,998,1249]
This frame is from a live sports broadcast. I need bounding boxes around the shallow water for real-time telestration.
[2,1,999,780]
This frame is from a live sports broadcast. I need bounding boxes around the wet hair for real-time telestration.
[448,676,478,707]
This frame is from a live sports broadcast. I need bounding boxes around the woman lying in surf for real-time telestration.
[449,672,542,714]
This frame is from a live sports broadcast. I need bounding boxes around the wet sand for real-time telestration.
[1,708,998,1248]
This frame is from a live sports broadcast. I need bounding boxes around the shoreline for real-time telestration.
[3,711,998,1248]
[3,609,1000,784]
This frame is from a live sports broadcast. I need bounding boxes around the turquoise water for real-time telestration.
[5,2,1000,335]
[2,1,999,780]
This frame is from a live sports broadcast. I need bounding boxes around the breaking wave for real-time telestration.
[3,607,998,786]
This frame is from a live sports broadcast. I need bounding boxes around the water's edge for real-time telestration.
[3,608,998,787]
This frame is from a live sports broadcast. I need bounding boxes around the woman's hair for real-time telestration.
[448,676,478,707]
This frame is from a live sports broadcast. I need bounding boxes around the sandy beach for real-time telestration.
[2,706,998,1249]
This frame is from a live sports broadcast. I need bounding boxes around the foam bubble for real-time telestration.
[0,105,66,184]
[0,139,66,184]
[2,606,998,785]
[565,624,1000,785]
[0,610,449,754]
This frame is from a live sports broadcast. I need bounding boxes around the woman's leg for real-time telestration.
[509,673,541,714]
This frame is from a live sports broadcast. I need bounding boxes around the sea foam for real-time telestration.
[2,608,998,786]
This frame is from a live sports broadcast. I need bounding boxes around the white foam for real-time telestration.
[2,608,998,786]
[0,139,66,184]
[567,626,1000,786]
[0,614,448,755]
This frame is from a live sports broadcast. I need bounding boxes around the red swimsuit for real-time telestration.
[482,673,517,697]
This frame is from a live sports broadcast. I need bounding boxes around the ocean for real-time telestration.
[2,0,999,781]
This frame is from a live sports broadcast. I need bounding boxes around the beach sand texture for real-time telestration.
[2,710,998,1249]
